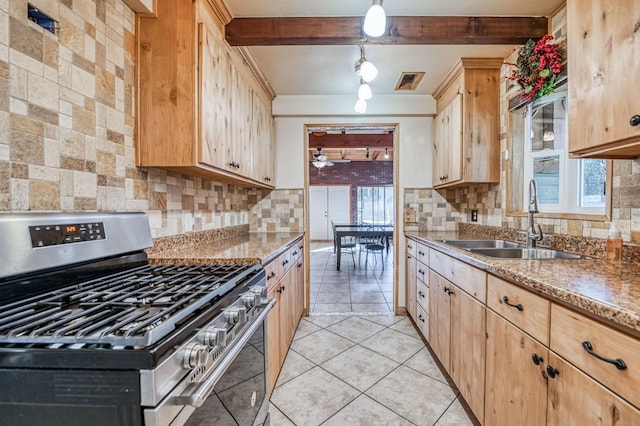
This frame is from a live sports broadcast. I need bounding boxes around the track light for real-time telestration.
[354,99,367,114]
[364,0,386,37]
[355,45,377,82]
[358,79,372,100]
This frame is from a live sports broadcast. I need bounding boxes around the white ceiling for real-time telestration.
[224,0,563,97]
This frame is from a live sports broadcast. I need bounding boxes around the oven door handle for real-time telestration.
[174,299,275,408]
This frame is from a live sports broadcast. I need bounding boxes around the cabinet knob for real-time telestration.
[267,271,276,280]
[531,353,544,366]
[546,365,559,379]
[630,115,640,127]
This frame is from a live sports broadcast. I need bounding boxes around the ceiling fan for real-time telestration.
[312,148,333,168]
[312,148,351,169]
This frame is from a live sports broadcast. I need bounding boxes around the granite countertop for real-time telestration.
[148,232,304,266]
[406,231,640,337]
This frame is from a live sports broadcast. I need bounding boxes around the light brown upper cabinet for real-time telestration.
[136,0,275,188]
[432,58,502,189]
[567,0,640,158]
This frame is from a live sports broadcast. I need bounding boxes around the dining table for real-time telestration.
[332,223,393,270]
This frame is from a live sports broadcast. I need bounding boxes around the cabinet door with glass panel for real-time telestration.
[508,90,611,219]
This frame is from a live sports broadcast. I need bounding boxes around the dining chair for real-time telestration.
[360,226,386,270]
[333,221,356,269]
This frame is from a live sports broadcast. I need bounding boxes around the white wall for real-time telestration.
[273,94,434,310]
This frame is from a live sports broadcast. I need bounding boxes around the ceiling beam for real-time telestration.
[225,16,548,46]
[309,133,393,149]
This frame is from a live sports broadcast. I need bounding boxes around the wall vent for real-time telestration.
[394,72,425,91]
[27,4,58,34]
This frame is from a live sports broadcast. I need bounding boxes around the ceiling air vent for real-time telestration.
[395,72,425,91]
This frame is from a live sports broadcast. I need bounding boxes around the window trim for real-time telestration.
[506,91,612,222]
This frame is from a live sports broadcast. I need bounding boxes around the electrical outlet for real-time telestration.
[471,210,478,222]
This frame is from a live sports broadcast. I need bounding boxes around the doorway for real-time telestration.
[309,185,351,241]
[304,124,399,316]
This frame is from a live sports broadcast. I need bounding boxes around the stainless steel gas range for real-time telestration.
[0,212,273,426]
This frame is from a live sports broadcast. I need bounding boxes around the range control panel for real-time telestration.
[29,222,106,248]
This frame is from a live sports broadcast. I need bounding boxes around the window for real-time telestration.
[357,186,394,225]
[521,91,606,215]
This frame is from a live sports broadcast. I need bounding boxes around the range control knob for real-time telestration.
[200,327,226,348]
[248,285,266,298]
[241,292,260,308]
[181,343,207,369]
[224,307,247,325]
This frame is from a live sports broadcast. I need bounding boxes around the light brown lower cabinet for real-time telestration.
[429,271,452,369]
[485,310,548,426]
[428,269,486,421]
[405,238,417,320]
[408,242,640,426]
[450,286,486,421]
[265,242,305,394]
[546,352,640,425]
[485,280,640,426]
[266,282,283,394]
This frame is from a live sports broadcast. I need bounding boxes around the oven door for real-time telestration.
[144,300,274,426]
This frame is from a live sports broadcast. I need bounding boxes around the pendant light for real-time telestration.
[364,0,386,37]
[358,79,372,100]
[355,45,377,82]
[354,99,367,114]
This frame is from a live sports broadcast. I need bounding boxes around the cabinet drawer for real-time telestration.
[416,261,428,285]
[289,245,301,263]
[550,304,640,409]
[280,250,293,275]
[416,303,429,341]
[487,275,550,345]
[429,249,486,302]
[406,238,417,257]
[264,258,281,290]
[417,281,429,313]
[416,243,429,266]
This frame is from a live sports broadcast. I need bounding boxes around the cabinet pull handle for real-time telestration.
[418,291,424,298]
[407,244,413,249]
[443,286,449,294]
[531,353,544,365]
[630,115,640,127]
[277,285,285,293]
[582,341,627,370]
[418,314,425,323]
[418,250,424,256]
[502,296,523,311]
[297,262,302,268]
[267,272,276,280]
[546,365,559,378]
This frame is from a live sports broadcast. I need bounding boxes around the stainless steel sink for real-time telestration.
[468,247,584,259]
[440,239,523,249]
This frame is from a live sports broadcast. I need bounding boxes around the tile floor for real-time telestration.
[270,243,474,425]
[269,314,475,426]
[309,242,394,314]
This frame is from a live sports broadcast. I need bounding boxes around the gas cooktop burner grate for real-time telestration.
[0,263,260,347]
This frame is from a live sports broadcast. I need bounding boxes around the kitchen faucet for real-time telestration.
[526,179,544,248]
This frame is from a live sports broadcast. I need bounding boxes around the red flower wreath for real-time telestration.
[507,34,563,104]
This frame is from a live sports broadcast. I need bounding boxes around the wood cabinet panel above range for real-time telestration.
[136,0,275,188]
